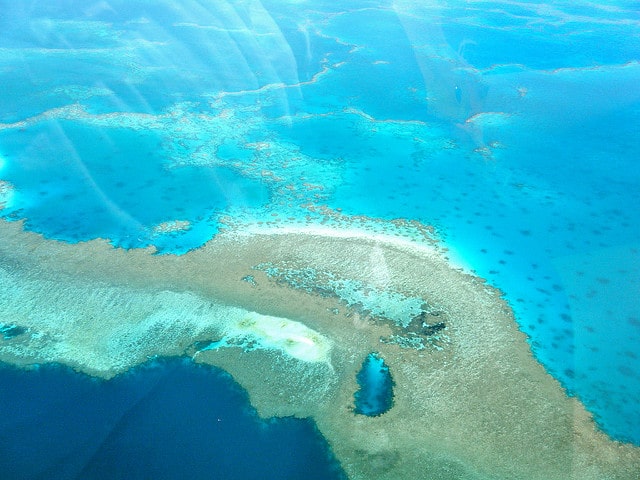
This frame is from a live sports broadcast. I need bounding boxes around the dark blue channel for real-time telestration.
[0,358,346,480]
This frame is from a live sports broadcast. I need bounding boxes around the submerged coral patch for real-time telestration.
[255,262,449,350]
[0,180,14,210]
[0,323,27,340]
[152,220,192,235]
[254,263,427,323]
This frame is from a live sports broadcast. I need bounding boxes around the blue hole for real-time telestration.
[354,352,394,416]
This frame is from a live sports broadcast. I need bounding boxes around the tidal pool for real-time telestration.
[354,352,395,417]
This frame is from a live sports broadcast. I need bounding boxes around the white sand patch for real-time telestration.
[233,224,443,260]
[222,311,332,363]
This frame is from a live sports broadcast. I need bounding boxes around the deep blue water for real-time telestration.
[0,358,345,480]
[0,0,639,460]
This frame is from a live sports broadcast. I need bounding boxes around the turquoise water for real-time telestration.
[1,0,639,473]
[0,119,269,252]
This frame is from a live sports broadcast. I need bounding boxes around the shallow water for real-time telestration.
[0,0,639,475]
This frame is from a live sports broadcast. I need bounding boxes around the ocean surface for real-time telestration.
[1,0,639,477]
[0,358,345,480]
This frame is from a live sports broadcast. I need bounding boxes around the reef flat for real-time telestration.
[1,218,638,479]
